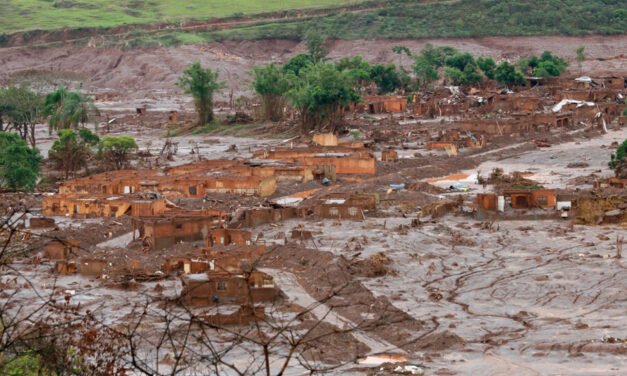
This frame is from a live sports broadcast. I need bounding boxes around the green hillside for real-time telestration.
[0,0,365,34]
[210,0,627,40]
[1,0,625,46]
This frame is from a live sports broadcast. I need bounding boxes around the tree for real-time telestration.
[609,139,627,170]
[477,56,496,79]
[444,52,475,71]
[0,86,44,147]
[444,67,464,85]
[43,86,99,133]
[304,30,327,63]
[177,62,225,126]
[0,132,41,191]
[420,44,457,68]
[413,55,439,89]
[252,64,290,121]
[494,61,525,87]
[369,64,401,94]
[462,64,483,86]
[49,128,100,179]
[336,56,372,87]
[99,135,138,170]
[576,46,586,72]
[392,45,412,67]
[539,51,567,75]
[283,54,315,76]
[286,63,359,132]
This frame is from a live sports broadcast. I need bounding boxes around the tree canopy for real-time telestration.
[477,57,496,79]
[99,135,138,170]
[0,86,43,146]
[0,132,41,191]
[304,30,327,64]
[49,128,100,179]
[494,61,525,86]
[43,86,98,133]
[282,54,315,76]
[286,63,359,132]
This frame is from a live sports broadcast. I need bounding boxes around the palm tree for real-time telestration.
[44,86,99,133]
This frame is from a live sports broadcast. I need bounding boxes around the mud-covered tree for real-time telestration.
[177,62,225,126]
[99,135,138,170]
[252,64,290,121]
[0,86,44,147]
[49,128,100,179]
[576,46,586,72]
[392,45,412,67]
[0,132,41,191]
[304,29,327,64]
[43,86,99,133]
[494,61,525,87]
[286,63,359,132]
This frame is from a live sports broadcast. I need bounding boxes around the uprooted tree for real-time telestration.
[177,62,225,126]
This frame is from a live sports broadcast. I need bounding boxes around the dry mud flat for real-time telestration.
[257,217,626,375]
[1,35,626,101]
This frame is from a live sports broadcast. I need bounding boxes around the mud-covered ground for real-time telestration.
[1,35,626,104]
[4,126,624,375]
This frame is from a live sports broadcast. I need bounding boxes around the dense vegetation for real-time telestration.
[204,0,626,43]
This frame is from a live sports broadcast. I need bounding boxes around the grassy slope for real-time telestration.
[0,0,365,33]
[207,0,627,40]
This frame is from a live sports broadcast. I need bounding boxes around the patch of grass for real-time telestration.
[191,121,222,135]
[0,0,365,34]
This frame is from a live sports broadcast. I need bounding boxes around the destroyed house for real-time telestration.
[59,170,162,195]
[59,163,278,197]
[358,96,408,113]
[136,215,224,250]
[486,95,543,113]
[156,174,276,198]
[206,244,267,273]
[43,238,79,260]
[206,229,252,248]
[181,271,277,306]
[504,189,557,209]
[42,194,167,218]
[312,193,378,220]
[255,147,376,175]
[601,76,626,90]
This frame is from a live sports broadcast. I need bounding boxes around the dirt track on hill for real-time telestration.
[1,35,625,101]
